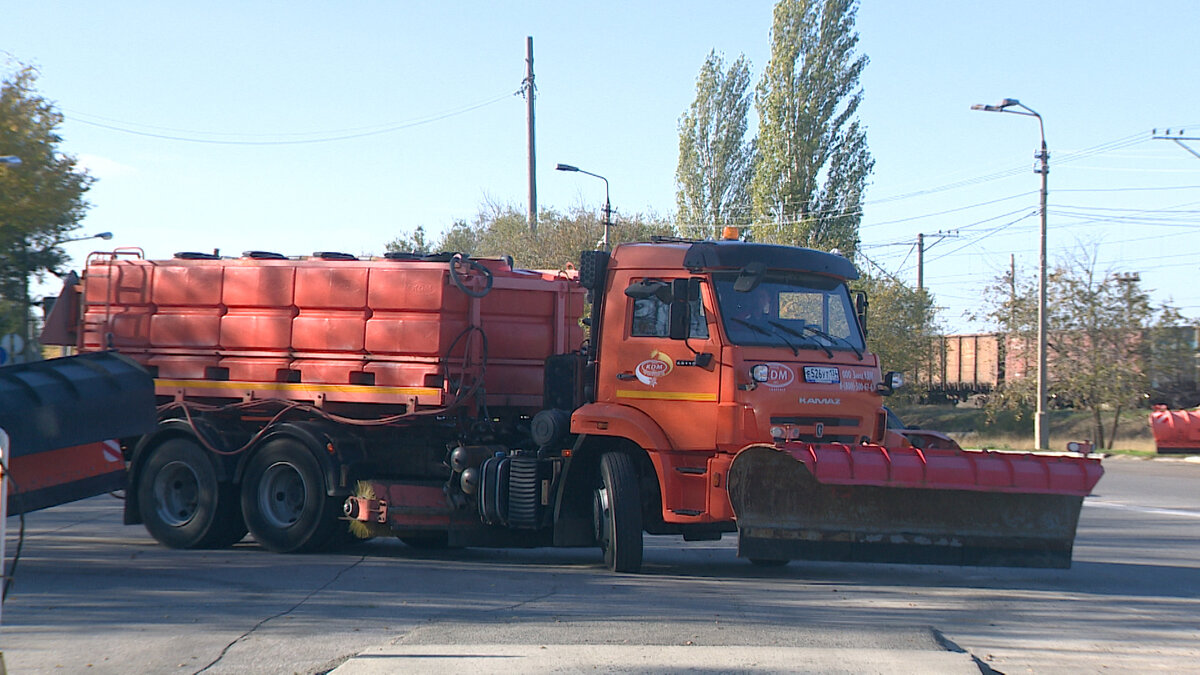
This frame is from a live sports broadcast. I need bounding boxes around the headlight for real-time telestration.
[751,364,770,382]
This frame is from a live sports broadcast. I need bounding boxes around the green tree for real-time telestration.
[389,202,676,272]
[385,224,432,255]
[982,250,1162,449]
[0,64,93,357]
[675,50,755,239]
[853,274,938,402]
[751,0,872,255]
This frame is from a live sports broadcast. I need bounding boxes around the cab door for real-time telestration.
[596,274,721,451]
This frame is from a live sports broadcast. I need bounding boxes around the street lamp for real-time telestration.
[555,162,612,251]
[971,97,1050,451]
[61,231,114,244]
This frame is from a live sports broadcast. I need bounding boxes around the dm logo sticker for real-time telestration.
[635,350,674,387]
[759,362,795,389]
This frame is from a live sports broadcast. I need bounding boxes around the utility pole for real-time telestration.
[1009,254,1017,328]
[1152,129,1200,159]
[917,233,924,291]
[913,231,957,293]
[524,36,537,233]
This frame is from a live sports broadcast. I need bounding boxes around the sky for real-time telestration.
[3,1,1199,334]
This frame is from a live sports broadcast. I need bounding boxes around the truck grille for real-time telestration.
[769,416,860,444]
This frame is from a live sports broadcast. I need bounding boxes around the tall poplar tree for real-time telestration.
[675,51,755,239]
[751,0,872,255]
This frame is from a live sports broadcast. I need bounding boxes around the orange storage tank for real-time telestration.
[81,259,154,350]
[292,263,369,353]
[220,261,297,352]
[365,263,468,357]
[149,263,224,349]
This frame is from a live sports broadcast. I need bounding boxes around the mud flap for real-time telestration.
[728,445,1096,569]
[0,352,156,515]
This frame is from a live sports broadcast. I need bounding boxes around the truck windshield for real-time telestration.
[714,271,865,353]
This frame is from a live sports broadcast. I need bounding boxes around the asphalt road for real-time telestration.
[1,455,1196,674]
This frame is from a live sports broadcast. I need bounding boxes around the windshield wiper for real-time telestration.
[793,323,864,360]
[730,317,799,356]
[766,319,832,358]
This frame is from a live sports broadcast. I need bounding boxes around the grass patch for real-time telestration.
[889,403,1156,452]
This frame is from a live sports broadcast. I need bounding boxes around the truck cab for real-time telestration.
[567,238,891,551]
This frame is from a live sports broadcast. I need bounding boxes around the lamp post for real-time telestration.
[60,231,114,245]
[555,163,612,251]
[971,98,1050,451]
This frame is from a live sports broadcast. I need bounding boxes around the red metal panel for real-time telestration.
[219,356,292,382]
[150,308,222,348]
[292,358,364,385]
[221,308,296,350]
[367,266,464,312]
[147,354,220,379]
[222,263,295,307]
[295,264,368,308]
[780,442,1102,496]
[152,263,223,306]
[363,361,440,389]
[292,310,369,352]
[364,311,468,357]
[83,259,152,306]
[82,306,153,349]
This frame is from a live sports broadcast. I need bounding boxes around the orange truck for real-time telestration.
[42,237,1102,572]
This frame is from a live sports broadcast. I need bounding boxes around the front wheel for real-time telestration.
[240,438,343,553]
[593,452,643,573]
[137,437,247,549]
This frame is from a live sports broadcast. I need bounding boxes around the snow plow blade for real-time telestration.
[1,351,156,515]
[727,443,1103,569]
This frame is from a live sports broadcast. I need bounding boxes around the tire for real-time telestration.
[593,452,643,573]
[240,438,342,553]
[137,437,247,549]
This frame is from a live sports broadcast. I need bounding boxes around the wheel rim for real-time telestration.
[257,461,308,529]
[593,486,612,551]
[153,460,201,527]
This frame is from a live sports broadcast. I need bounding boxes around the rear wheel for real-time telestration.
[137,437,246,549]
[241,438,342,553]
[593,452,643,573]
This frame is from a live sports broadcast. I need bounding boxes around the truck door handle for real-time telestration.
[616,372,637,381]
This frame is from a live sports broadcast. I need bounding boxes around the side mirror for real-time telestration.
[854,291,868,336]
[876,371,904,396]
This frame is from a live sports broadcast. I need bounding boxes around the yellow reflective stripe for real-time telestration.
[615,389,717,402]
[156,379,441,397]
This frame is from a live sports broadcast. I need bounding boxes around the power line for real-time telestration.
[65,91,520,145]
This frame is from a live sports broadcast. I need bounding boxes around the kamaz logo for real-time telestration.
[799,397,841,405]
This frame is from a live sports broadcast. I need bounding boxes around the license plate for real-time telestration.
[803,366,840,384]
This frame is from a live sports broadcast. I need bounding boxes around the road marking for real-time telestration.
[1085,501,1200,519]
